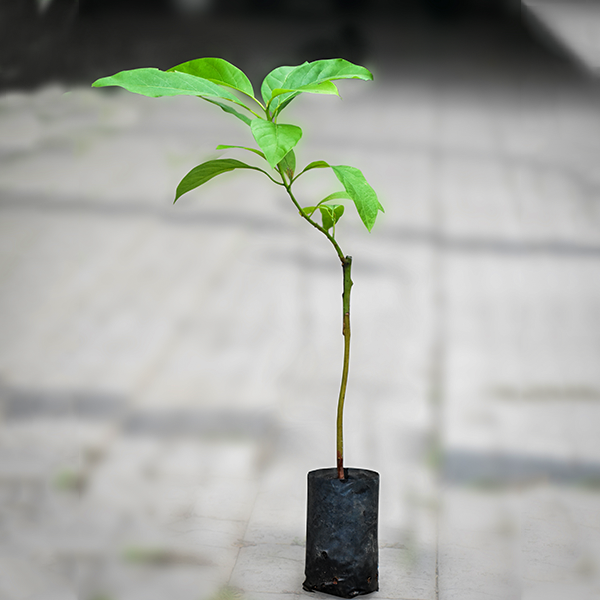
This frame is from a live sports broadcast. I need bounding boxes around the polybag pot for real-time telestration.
[303,467,379,597]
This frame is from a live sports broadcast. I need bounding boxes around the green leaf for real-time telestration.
[284,59,373,88]
[92,68,244,105]
[319,203,345,232]
[331,165,383,231]
[250,120,302,169]
[270,80,339,100]
[168,57,254,98]
[216,144,266,159]
[318,191,351,204]
[202,98,252,125]
[297,160,330,178]
[260,65,295,106]
[300,206,317,218]
[175,158,262,202]
[278,149,296,179]
[261,59,372,113]
[274,92,300,115]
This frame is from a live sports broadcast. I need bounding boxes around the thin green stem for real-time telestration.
[265,97,277,119]
[236,103,263,120]
[337,258,352,480]
[281,175,352,480]
[282,180,346,265]
[233,90,267,118]
[241,92,266,112]
[254,167,286,186]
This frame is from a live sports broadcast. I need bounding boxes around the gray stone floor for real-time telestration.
[1,16,600,600]
[524,0,600,73]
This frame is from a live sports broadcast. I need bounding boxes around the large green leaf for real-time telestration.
[261,59,373,113]
[250,120,302,169]
[331,165,384,232]
[286,59,373,88]
[168,57,254,98]
[174,159,263,202]
[92,68,244,105]
[260,65,295,106]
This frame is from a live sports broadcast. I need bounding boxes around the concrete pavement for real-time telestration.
[1,13,600,600]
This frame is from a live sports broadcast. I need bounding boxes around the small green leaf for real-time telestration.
[216,144,265,159]
[168,57,254,98]
[278,149,296,179]
[202,98,252,125]
[318,191,351,204]
[297,160,330,177]
[300,206,317,218]
[319,207,333,228]
[331,165,383,232]
[319,203,345,232]
[175,158,262,202]
[274,92,300,116]
[92,68,244,106]
[333,204,345,220]
[250,120,302,169]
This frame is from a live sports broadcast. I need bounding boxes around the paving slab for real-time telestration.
[1,13,600,600]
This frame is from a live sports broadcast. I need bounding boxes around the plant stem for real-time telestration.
[281,177,353,480]
[281,181,346,264]
[337,256,352,480]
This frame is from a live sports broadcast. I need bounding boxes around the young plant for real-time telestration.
[92,57,384,480]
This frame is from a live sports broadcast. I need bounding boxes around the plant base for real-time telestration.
[303,467,379,598]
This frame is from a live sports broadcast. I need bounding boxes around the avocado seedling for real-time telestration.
[93,57,383,597]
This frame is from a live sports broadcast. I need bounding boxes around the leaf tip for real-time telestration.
[174,187,185,203]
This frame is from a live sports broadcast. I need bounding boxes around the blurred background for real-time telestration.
[1,1,600,599]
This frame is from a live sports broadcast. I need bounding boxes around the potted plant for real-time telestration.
[92,57,384,598]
